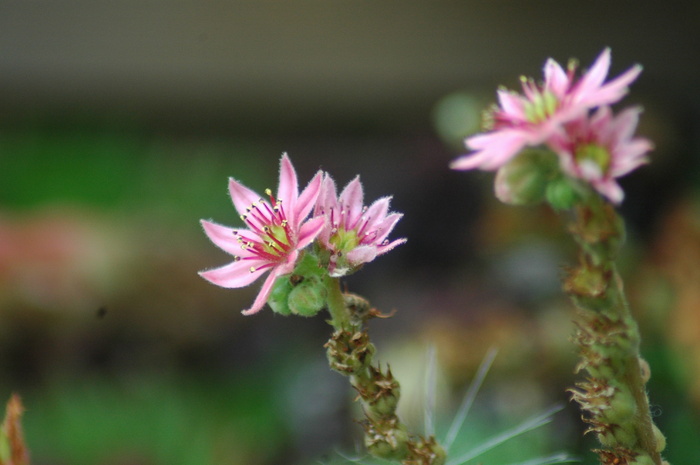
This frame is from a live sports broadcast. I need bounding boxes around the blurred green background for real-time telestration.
[1,2,699,464]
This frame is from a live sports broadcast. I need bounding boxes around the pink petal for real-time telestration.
[277,153,299,209]
[610,140,652,177]
[229,178,262,218]
[294,170,323,228]
[363,197,391,230]
[373,213,403,244]
[454,130,528,170]
[241,270,279,315]
[199,259,267,289]
[582,65,642,108]
[339,176,365,227]
[201,220,244,256]
[610,107,641,142]
[346,245,377,266]
[543,57,570,97]
[594,179,624,204]
[573,48,611,101]
[297,216,326,249]
[375,237,407,256]
[318,175,338,210]
[497,90,526,120]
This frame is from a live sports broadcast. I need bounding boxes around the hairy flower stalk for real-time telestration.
[564,191,666,465]
[323,278,446,465]
[450,48,667,464]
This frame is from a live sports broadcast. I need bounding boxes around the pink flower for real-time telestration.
[199,153,324,315]
[548,106,652,204]
[314,175,406,277]
[451,48,642,171]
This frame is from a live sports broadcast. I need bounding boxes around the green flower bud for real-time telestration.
[370,388,400,418]
[628,455,655,465]
[365,423,409,460]
[546,176,580,210]
[653,422,667,452]
[494,149,558,205]
[611,422,637,448]
[288,276,327,317]
[603,385,637,425]
[268,275,295,316]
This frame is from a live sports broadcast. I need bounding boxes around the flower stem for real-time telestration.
[324,274,351,329]
[323,277,446,465]
[564,193,667,465]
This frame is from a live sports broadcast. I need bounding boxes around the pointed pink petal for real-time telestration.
[610,140,652,177]
[201,220,244,256]
[199,259,267,289]
[594,179,624,204]
[574,48,611,100]
[339,176,365,227]
[229,178,262,218]
[241,270,279,315]
[497,90,526,120]
[373,213,403,244]
[277,153,299,208]
[346,245,378,266]
[375,237,407,256]
[297,216,326,249]
[363,197,391,230]
[582,64,642,108]
[294,170,323,228]
[315,175,338,216]
[543,57,570,96]
[453,130,528,170]
[610,107,641,142]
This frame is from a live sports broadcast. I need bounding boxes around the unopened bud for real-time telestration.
[652,422,666,452]
[628,455,655,465]
[494,149,558,205]
[365,423,409,460]
[288,276,327,317]
[546,176,580,210]
[268,275,294,316]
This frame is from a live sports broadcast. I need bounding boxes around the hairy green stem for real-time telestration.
[323,277,446,465]
[564,194,666,465]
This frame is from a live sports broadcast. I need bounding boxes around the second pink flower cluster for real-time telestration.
[199,154,406,315]
[450,48,653,204]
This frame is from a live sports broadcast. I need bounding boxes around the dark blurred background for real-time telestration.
[1,2,699,464]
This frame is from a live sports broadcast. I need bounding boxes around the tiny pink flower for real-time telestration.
[549,106,653,203]
[314,175,406,277]
[199,153,324,315]
[451,48,642,171]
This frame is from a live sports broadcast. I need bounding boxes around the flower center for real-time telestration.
[330,227,360,252]
[575,143,612,176]
[235,189,293,270]
[522,86,559,124]
[326,205,381,253]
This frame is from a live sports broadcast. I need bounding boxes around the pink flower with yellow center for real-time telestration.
[199,154,324,315]
[548,106,653,204]
[451,48,642,171]
[314,175,406,277]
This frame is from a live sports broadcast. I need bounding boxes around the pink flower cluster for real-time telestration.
[450,48,652,203]
[199,154,405,314]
